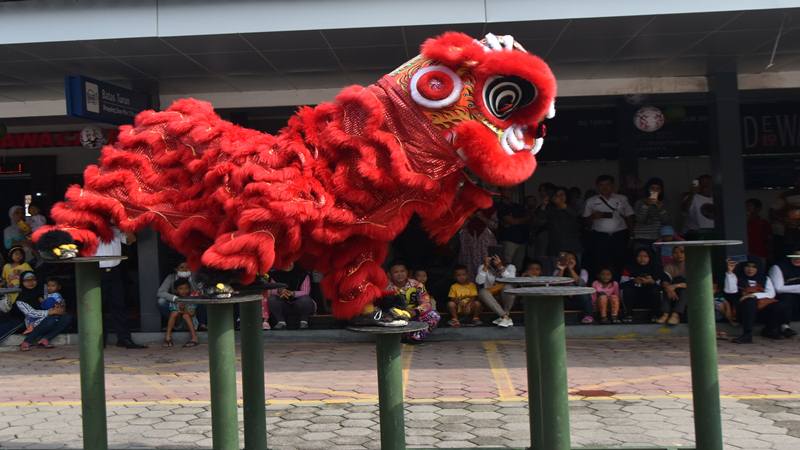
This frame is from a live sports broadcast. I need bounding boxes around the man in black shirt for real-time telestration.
[496,188,529,271]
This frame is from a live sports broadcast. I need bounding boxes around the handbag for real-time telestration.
[0,294,12,314]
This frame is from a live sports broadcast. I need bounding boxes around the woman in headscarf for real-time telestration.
[621,247,664,323]
[660,245,687,326]
[4,205,29,249]
[725,259,791,343]
[15,271,72,351]
[3,205,33,262]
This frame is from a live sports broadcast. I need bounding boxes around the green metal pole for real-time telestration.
[240,300,267,450]
[685,246,723,450]
[207,303,240,450]
[524,300,544,450]
[536,299,571,450]
[75,262,108,450]
[375,334,405,450]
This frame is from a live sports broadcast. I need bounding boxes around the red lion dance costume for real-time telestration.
[35,32,557,319]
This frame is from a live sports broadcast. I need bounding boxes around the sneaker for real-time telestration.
[783,327,797,338]
[492,317,504,325]
[611,316,622,324]
[262,321,271,330]
[274,321,287,330]
[654,313,669,324]
[667,313,680,326]
[497,317,514,328]
[732,334,753,344]
[599,316,610,325]
[581,315,594,324]
[299,320,309,329]
[471,318,483,326]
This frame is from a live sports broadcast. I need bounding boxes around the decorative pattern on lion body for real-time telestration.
[34,32,557,319]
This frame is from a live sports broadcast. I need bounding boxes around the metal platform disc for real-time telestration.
[348,321,429,334]
[174,294,262,305]
[497,276,573,285]
[653,240,741,247]
[45,256,128,264]
[506,286,596,297]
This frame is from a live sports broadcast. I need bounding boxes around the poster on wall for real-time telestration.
[629,105,710,157]
[538,108,618,161]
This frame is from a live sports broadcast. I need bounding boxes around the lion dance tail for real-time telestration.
[33,98,282,283]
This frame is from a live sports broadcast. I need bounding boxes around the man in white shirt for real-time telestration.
[685,174,715,238]
[768,250,800,337]
[582,175,634,279]
[97,227,146,349]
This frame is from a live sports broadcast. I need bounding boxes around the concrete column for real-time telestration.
[616,98,639,183]
[130,80,163,332]
[708,68,747,255]
[137,228,162,332]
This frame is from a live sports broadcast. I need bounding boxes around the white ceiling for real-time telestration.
[0,8,798,102]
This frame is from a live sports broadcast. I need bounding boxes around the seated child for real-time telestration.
[447,265,482,327]
[521,260,544,277]
[413,269,436,310]
[163,278,199,348]
[24,277,67,335]
[41,277,65,310]
[591,268,621,324]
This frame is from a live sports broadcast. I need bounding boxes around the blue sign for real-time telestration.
[65,76,151,125]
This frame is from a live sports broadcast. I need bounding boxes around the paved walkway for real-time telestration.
[1,337,800,449]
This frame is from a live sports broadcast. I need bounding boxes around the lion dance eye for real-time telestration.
[483,75,537,120]
[409,65,463,109]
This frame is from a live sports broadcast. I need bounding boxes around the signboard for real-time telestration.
[741,102,800,155]
[65,76,151,125]
[0,129,119,149]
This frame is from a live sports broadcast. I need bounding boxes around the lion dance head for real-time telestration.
[382,32,557,187]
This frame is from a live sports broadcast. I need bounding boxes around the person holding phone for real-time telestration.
[632,178,670,251]
[476,253,517,328]
[582,175,635,279]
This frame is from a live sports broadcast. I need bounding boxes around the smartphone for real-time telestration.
[487,245,503,257]
[692,179,699,187]
[649,190,659,200]
[557,252,568,267]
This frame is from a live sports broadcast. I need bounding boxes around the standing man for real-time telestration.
[583,175,634,278]
[769,249,800,326]
[97,227,146,348]
[685,174,715,240]
[496,188,529,272]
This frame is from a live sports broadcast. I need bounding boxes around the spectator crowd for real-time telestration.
[2,172,800,348]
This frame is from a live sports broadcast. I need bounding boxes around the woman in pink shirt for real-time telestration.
[592,267,621,324]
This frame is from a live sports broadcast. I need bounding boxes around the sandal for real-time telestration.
[19,342,31,352]
[162,338,173,348]
[448,318,461,328]
[37,339,55,349]
[183,340,198,348]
